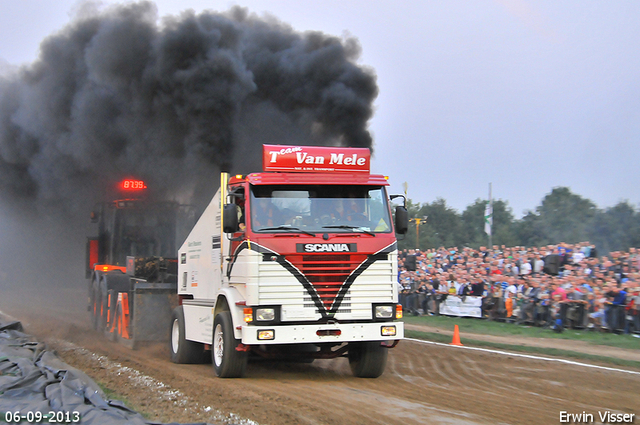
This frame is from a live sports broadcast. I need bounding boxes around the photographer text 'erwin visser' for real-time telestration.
[560,411,635,423]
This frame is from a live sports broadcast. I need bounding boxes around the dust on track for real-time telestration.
[4,298,640,425]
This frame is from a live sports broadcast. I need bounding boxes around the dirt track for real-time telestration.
[3,293,640,425]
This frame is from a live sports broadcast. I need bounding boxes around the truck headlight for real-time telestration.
[375,305,394,319]
[255,308,275,321]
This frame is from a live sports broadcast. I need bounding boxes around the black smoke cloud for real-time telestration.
[0,2,378,211]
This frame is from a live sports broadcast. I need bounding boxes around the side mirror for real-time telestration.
[395,205,409,235]
[223,204,240,233]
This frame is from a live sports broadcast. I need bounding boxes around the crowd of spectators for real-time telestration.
[397,242,640,335]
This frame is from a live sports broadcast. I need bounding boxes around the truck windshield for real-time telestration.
[111,203,180,265]
[250,185,392,234]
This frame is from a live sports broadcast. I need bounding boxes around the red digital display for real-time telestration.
[121,179,147,190]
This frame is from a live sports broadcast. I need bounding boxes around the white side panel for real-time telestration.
[335,258,396,320]
[183,304,214,344]
[229,248,261,306]
[178,189,222,300]
[255,257,321,321]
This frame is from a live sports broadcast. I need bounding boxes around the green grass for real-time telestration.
[402,314,640,351]
[405,328,640,369]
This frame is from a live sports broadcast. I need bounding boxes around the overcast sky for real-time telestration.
[1,0,639,218]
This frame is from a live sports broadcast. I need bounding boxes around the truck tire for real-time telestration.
[105,289,117,337]
[112,301,124,343]
[170,306,206,364]
[89,280,100,330]
[90,278,108,331]
[212,311,247,378]
[105,289,124,342]
[97,278,109,331]
[348,341,388,378]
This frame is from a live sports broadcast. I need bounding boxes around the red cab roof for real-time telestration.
[232,172,389,186]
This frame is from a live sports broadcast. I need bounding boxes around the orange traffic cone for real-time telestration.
[450,324,463,346]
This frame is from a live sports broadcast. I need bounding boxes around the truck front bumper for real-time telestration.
[241,321,404,345]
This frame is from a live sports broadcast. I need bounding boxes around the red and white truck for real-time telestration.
[171,144,408,377]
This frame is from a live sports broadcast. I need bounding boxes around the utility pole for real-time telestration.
[484,183,493,248]
[410,216,428,250]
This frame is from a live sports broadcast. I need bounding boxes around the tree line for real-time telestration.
[398,186,640,254]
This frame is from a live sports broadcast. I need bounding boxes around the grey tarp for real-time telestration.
[0,317,213,425]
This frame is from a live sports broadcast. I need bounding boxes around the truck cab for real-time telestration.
[86,179,194,347]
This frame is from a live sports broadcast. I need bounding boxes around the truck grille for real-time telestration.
[286,253,367,309]
[257,249,395,320]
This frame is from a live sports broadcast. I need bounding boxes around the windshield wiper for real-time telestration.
[258,225,316,237]
[322,225,376,236]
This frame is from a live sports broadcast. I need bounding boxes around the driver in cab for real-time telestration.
[325,196,366,223]
[252,197,284,228]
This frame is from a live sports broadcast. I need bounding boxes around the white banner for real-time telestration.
[439,296,483,318]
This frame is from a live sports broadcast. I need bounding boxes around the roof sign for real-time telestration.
[263,144,370,173]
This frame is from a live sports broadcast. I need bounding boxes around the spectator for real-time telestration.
[565,281,588,329]
[520,258,532,276]
[505,277,518,299]
[470,276,485,297]
[550,294,564,332]
[589,288,608,330]
[536,293,552,326]
[628,287,640,333]
[606,284,627,333]
[551,282,567,301]
[519,279,540,324]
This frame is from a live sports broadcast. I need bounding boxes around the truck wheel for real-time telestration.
[170,306,205,364]
[105,289,117,336]
[90,279,108,331]
[89,282,100,330]
[97,279,109,331]
[112,301,124,343]
[348,341,388,378]
[212,311,247,378]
